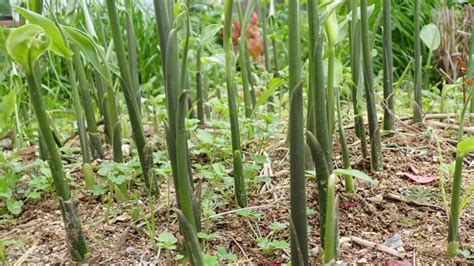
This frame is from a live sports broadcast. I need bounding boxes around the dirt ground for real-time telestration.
[1,121,473,264]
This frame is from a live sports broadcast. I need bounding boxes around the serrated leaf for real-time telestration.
[420,23,441,51]
[199,24,222,46]
[333,169,376,184]
[216,246,237,261]
[16,7,73,58]
[6,24,51,73]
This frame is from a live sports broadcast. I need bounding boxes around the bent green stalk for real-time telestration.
[224,0,248,208]
[106,0,157,194]
[361,0,383,171]
[7,24,88,261]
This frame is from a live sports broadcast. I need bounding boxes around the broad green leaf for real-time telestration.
[216,246,237,261]
[457,137,474,157]
[420,23,441,51]
[62,26,110,81]
[6,24,51,73]
[16,7,73,58]
[6,199,23,215]
[333,169,376,184]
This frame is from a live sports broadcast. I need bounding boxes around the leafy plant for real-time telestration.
[6,21,88,261]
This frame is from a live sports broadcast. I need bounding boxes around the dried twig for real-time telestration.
[350,236,406,259]
[384,193,445,212]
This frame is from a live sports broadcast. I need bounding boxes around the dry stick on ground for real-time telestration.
[426,121,474,134]
[384,193,446,212]
[350,236,406,259]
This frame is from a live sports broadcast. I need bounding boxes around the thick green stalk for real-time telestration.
[382,0,395,133]
[348,0,369,158]
[72,47,104,158]
[447,154,463,257]
[26,71,87,262]
[125,0,141,112]
[177,92,197,230]
[288,0,307,263]
[106,0,155,193]
[413,0,423,123]
[66,59,91,163]
[164,29,181,203]
[361,0,383,172]
[324,174,337,264]
[289,82,307,265]
[224,0,247,208]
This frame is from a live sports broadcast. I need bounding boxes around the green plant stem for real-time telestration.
[125,0,141,112]
[25,70,87,262]
[106,0,155,194]
[288,0,307,263]
[413,0,423,123]
[306,131,330,248]
[196,46,204,124]
[447,154,463,257]
[348,0,369,159]
[361,0,383,172]
[66,59,91,163]
[238,0,256,119]
[324,174,337,264]
[176,92,197,230]
[224,0,247,208]
[382,0,394,133]
[72,46,104,158]
[336,88,353,193]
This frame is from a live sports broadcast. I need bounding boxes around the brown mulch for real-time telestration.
[1,121,473,264]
